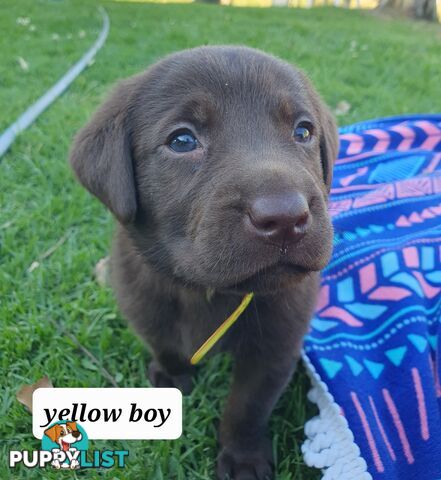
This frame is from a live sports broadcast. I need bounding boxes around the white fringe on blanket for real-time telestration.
[301,351,373,480]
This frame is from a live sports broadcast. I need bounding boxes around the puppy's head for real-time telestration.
[70,46,338,293]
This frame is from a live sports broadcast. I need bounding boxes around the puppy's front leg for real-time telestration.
[148,351,195,395]
[217,351,297,480]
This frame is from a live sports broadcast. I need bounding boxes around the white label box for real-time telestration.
[33,388,182,440]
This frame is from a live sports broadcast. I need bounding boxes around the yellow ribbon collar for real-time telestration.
[190,292,254,365]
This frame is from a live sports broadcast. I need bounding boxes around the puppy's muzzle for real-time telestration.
[245,192,310,248]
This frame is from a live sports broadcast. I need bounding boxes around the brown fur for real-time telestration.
[70,46,338,479]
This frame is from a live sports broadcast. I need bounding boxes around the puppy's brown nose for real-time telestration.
[72,430,81,438]
[246,193,310,246]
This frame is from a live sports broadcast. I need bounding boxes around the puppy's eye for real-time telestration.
[168,130,199,153]
[293,122,313,143]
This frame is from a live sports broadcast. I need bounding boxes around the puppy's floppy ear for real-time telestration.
[66,421,77,431]
[319,105,339,193]
[69,81,137,223]
[44,424,61,443]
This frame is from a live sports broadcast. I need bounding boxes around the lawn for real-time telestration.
[0,0,440,478]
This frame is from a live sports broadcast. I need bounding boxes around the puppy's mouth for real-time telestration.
[164,231,329,293]
[220,261,313,294]
[61,440,70,451]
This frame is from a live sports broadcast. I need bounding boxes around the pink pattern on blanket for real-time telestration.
[320,306,363,327]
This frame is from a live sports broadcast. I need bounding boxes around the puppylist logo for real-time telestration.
[9,387,181,471]
[9,420,128,470]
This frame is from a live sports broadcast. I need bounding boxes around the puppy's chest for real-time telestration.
[175,296,238,357]
[174,294,282,359]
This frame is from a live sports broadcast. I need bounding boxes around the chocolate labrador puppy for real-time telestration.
[70,46,338,479]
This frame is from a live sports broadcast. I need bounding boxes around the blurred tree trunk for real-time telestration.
[378,0,437,20]
[414,0,437,20]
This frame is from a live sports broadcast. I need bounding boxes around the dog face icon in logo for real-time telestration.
[42,421,88,469]
[45,421,82,450]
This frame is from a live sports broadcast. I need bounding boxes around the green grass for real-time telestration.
[0,1,102,132]
[1,0,440,478]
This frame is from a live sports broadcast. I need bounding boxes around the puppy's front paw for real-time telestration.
[216,441,274,480]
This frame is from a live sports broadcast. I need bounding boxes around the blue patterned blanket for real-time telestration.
[303,115,441,480]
